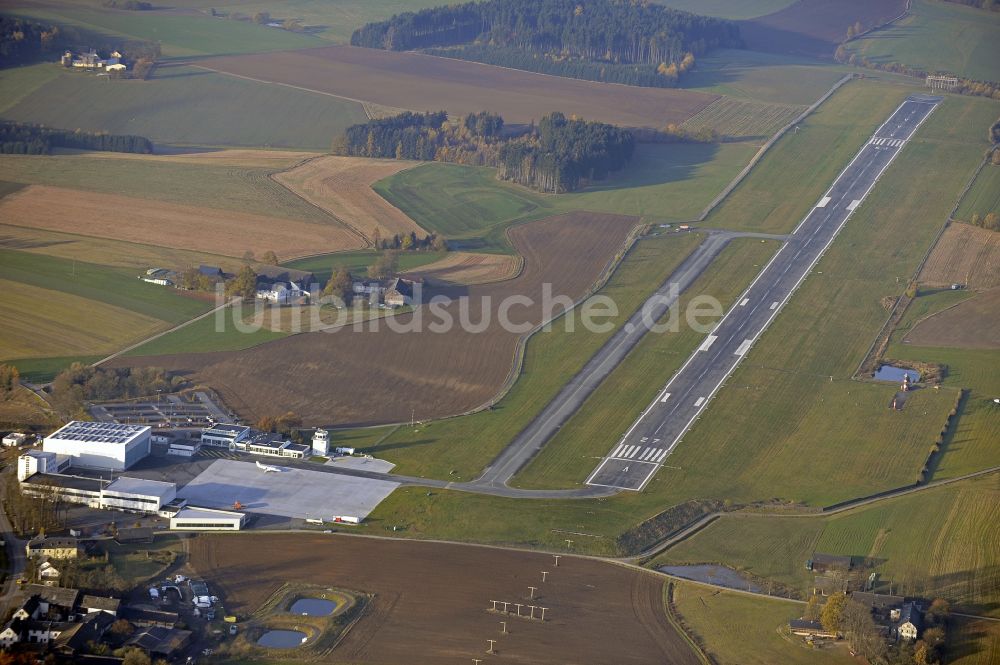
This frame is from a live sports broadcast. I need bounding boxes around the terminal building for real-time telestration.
[201,424,250,448]
[43,421,151,471]
[169,507,245,531]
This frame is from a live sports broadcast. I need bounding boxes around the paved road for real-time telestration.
[587,94,941,491]
[0,477,26,618]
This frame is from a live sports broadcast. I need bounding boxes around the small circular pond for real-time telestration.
[290,598,338,616]
[257,630,307,648]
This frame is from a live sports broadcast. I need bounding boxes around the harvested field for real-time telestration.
[0,184,364,260]
[741,0,906,59]
[905,288,1000,350]
[919,223,1000,290]
[273,156,425,242]
[680,96,805,139]
[101,149,317,168]
[111,212,638,425]
[188,534,701,665]
[201,46,718,129]
[404,251,522,285]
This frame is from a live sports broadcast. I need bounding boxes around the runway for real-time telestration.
[586,94,941,491]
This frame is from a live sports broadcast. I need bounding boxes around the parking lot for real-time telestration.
[90,391,231,429]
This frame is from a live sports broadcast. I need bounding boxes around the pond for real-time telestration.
[658,564,763,593]
[874,365,920,383]
[290,597,338,616]
[257,630,307,649]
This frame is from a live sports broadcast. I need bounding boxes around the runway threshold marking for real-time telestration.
[699,335,718,352]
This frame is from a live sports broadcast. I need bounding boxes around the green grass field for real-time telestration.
[680,96,805,140]
[1,64,367,149]
[0,249,208,323]
[0,62,61,114]
[657,474,1000,616]
[948,616,1000,665]
[514,237,779,489]
[844,0,1000,83]
[358,232,704,479]
[955,163,1000,223]
[123,304,289,357]
[374,142,757,250]
[658,0,796,20]
[0,152,330,225]
[679,49,849,106]
[672,583,855,665]
[3,2,323,57]
[5,355,103,383]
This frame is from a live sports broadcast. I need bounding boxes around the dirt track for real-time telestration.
[112,212,637,425]
[201,46,717,129]
[0,184,364,259]
[274,155,426,242]
[188,533,701,665]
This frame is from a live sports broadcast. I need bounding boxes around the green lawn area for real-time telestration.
[658,0,796,20]
[844,0,1000,83]
[4,355,102,383]
[105,536,184,585]
[514,237,779,489]
[947,616,1000,665]
[124,304,289,356]
[680,49,849,106]
[672,583,855,665]
[358,232,704,480]
[1,64,367,150]
[955,162,1000,223]
[0,249,209,323]
[0,152,330,225]
[0,62,61,114]
[2,2,323,57]
[656,474,1000,617]
[374,141,757,251]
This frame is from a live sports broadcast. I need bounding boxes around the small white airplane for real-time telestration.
[256,460,281,473]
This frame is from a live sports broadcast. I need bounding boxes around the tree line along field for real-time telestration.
[355,86,995,553]
[373,142,758,252]
[844,0,1000,84]
[655,473,1000,617]
[0,63,369,150]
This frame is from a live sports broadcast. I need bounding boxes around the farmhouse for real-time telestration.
[80,595,120,617]
[126,626,193,659]
[897,602,924,641]
[42,421,151,471]
[37,561,60,582]
[25,536,79,560]
[199,265,224,278]
[807,553,853,573]
[0,587,119,651]
[352,276,419,307]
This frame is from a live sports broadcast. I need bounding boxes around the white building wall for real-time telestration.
[43,431,150,471]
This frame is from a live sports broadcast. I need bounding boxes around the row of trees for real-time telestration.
[0,122,153,155]
[814,593,950,665]
[968,211,999,230]
[373,228,447,252]
[50,364,184,414]
[337,110,634,193]
[834,47,1000,101]
[0,16,61,65]
[351,0,740,88]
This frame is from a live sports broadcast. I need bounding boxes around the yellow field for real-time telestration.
[919,223,1000,290]
[78,148,318,169]
[0,279,166,359]
[0,386,59,429]
[405,251,522,285]
[0,184,364,260]
[274,155,426,242]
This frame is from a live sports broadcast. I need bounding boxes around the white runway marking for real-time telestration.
[816,196,831,208]
[694,396,706,407]
[739,298,749,306]
[770,301,779,310]
[699,335,718,352]
[660,392,672,403]
[734,339,753,356]
[847,199,861,211]
[612,444,625,457]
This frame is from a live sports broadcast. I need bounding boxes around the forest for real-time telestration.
[0,122,154,154]
[351,0,740,88]
[335,110,634,193]
[0,16,61,64]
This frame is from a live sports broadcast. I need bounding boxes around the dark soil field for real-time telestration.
[906,288,1000,350]
[741,0,906,58]
[113,212,637,425]
[200,46,717,129]
[188,533,701,665]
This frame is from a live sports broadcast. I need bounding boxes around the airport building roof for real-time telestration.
[23,473,106,493]
[47,421,150,445]
[104,476,176,498]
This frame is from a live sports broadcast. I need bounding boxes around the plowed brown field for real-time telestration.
[202,46,717,128]
[0,184,364,259]
[741,0,905,58]
[274,155,425,242]
[112,211,637,425]
[405,251,522,285]
[188,533,701,665]
[906,288,1000,350]
[919,223,1000,290]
